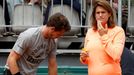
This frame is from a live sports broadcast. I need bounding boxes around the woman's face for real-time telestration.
[95,6,111,24]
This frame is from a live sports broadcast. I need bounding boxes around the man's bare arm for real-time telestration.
[7,50,21,74]
[48,54,57,75]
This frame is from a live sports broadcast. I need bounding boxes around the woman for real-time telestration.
[80,0,125,75]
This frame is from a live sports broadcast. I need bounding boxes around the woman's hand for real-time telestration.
[97,20,108,36]
[80,50,89,61]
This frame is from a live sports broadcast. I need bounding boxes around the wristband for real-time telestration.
[14,72,21,75]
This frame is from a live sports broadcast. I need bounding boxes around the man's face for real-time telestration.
[48,28,65,39]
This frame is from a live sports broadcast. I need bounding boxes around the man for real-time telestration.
[0,0,10,25]
[121,47,134,75]
[4,12,71,75]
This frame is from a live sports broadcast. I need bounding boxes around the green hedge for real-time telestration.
[0,66,87,75]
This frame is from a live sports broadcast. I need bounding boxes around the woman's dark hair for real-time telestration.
[47,12,71,32]
[90,0,116,30]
